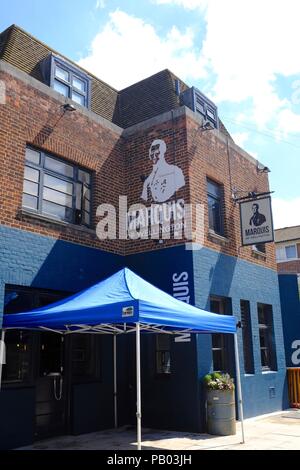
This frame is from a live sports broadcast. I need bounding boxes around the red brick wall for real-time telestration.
[186,115,276,269]
[0,67,277,269]
[0,69,125,254]
[123,112,190,254]
[277,260,300,274]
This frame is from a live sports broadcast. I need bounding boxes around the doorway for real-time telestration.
[35,332,67,439]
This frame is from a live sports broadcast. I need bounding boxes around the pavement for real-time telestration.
[18,409,300,451]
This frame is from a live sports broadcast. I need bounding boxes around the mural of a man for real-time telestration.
[249,203,266,227]
[141,139,185,203]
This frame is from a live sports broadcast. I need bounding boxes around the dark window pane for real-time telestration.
[4,289,35,313]
[207,179,221,198]
[22,193,38,210]
[54,79,69,97]
[44,156,74,178]
[257,303,276,370]
[254,244,266,253]
[156,335,171,374]
[2,331,31,383]
[212,349,224,372]
[212,334,222,349]
[156,351,171,374]
[241,300,254,374]
[71,335,97,378]
[39,332,63,376]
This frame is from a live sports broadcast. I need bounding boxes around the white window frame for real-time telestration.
[276,243,298,263]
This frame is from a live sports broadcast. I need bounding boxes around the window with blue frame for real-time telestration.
[207,178,225,236]
[22,146,92,227]
[50,56,91,108]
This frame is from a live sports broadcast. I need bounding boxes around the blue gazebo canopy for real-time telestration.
[2,268,236,334]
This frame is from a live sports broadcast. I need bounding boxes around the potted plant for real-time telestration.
[203,372,236,436]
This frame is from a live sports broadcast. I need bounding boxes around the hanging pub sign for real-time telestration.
[239,196,274,246]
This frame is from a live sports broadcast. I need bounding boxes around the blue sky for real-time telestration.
[1,0,300,228]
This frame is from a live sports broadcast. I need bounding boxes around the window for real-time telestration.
[23,147,91,227]
[71,335,100,380]
[253,244,266,254]
[3,286,68,384]
[276,244,298,262]
[156,335,171,375]
[51,56,90,108]
[257,303,277,371]
[210,297,231,372]
[240,300,254,374]
[207,179,225,236]
[286,245,297,259]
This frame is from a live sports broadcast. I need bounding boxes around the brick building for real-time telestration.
[275,227,300,368]
[0,25,287,449]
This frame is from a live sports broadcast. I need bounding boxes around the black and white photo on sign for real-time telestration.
[240,197,274,246]
[141,139,185,203]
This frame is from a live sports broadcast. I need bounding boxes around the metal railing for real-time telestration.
[287,368,300,407]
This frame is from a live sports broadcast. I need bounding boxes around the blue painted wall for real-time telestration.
[0,225,289,443]
[0,224,123,327]
[128,247,200,431]
[0,224,123,448]
[278,274,300,367]
[192,245,288,419]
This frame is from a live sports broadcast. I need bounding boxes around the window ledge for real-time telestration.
[251,248,267,260]
[261,370,277,374]
[208,229,229,246]
[18,209,96,238]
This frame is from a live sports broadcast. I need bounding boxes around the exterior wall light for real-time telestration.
[63,103,76,112]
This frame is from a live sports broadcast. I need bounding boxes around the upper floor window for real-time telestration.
[51,56,91,108]
[207,178,225,236]
[22,147,91,227]
[253,244,266,254]
[181,87,219,129]
[276,244,298,262]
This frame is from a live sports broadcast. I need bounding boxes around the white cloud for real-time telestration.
[156,0,300,136]
[272,197,300,229]
[95,0,106,9]
[78,10,206,89]
[276,109,300,138]
[155,0,208,9]
[231,132,249,147]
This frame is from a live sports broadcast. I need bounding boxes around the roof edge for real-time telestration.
[4,24,119,93]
